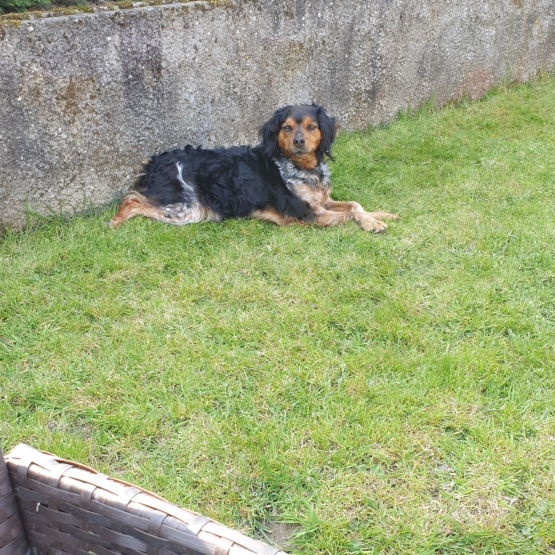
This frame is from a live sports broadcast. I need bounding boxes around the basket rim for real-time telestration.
[5,443,286,555]
[7,443,169,502]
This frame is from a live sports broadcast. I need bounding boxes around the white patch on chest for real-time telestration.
[273,157,331,193]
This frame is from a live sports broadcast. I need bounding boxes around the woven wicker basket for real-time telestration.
[1,444,287,555]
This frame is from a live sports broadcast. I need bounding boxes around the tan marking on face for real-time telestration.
[277,116,322,169]
[301,116,322,154]
[277,117,297,157]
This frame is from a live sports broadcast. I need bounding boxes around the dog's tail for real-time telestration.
[133,158,152,195]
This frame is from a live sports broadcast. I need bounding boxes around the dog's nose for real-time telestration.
[293,135,305,147]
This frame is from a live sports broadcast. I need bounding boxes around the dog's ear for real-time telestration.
[259,106,290,159]
[316,106,339,162]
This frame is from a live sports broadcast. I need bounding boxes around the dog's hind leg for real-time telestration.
[108,192,168,228]
[108,193,221,228]
[160,203,222,225]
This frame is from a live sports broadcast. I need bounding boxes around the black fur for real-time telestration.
[315,106,338,162]
[136,145,311,220]
[135,105,337,222]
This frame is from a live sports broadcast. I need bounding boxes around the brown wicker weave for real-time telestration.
[1,444,286,555]
[0,448,29,555]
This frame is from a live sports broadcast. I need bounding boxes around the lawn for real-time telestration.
[1,75,555,555]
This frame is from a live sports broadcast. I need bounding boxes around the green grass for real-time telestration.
[2,75,555,554]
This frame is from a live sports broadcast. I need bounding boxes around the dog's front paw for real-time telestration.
[357,216,387,233]
[369,211,400,221]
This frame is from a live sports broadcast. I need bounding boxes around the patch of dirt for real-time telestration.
[267,522,300,551]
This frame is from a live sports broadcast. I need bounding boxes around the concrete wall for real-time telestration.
[1,0,554,228]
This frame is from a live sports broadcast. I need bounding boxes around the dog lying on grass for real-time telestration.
[109,104,399,232]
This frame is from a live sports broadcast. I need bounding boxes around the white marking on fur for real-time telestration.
[273,157,331,192]
[162,205,222,226]
[175,162,197,202]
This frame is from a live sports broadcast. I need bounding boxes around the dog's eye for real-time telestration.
[282,126,292,132]
[307,125,317,131]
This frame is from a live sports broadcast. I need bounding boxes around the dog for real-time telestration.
[108,104,399,232]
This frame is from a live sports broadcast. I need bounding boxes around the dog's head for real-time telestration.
[259,104,339,169]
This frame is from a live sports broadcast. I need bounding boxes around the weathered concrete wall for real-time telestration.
[1,0,554,228]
